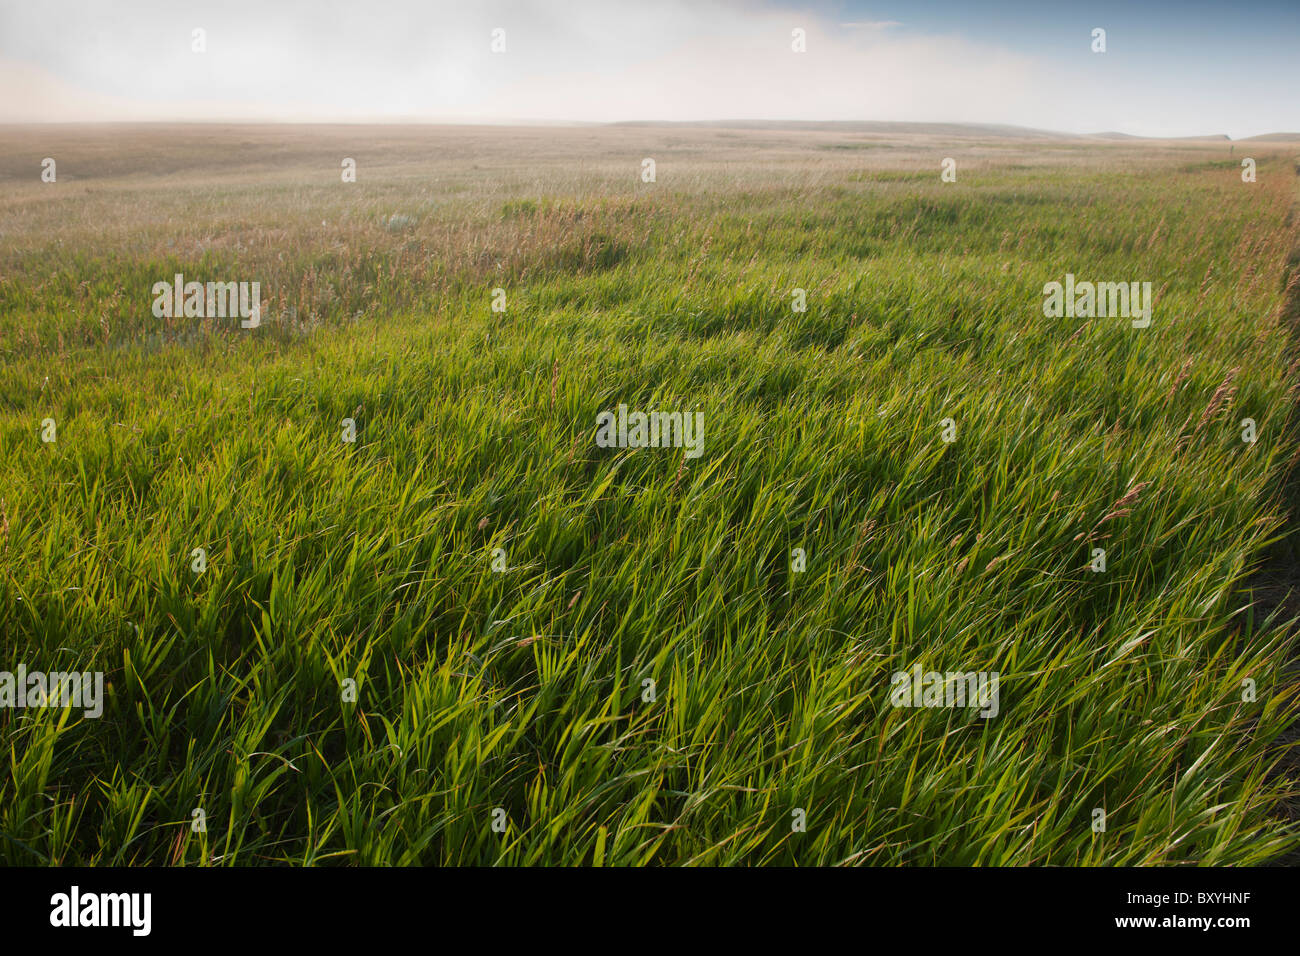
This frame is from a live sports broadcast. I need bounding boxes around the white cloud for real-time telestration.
[0,0,1292,136]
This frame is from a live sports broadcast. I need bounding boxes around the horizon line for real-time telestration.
[2,118,1296,142]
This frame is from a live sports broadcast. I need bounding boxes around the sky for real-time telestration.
[1,0,1297,138]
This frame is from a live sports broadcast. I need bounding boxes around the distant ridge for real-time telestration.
[1090,131,1230,141]
[608,119,1074,138]
[0,118,1292,140]
[608,120,1284,141]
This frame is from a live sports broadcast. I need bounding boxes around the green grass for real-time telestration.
[0,125,1298,865]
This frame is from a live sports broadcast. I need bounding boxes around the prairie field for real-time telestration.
[1,123,1299,865]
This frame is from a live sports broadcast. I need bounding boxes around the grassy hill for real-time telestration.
[1,124,1297,864]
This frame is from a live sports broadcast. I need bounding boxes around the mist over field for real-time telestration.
[1,3,1299,912]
